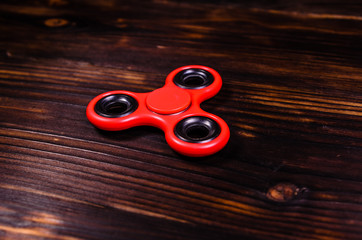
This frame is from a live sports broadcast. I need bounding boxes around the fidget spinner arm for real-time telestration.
[86,65,230,157]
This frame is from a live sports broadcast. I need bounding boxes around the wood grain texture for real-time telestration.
[1,0,362,239]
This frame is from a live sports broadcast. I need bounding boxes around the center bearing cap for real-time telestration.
[146,87,191,114]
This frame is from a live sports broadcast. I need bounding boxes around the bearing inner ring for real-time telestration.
[95,94,138,118]
[173,68,214,89]
[175,116,221,143]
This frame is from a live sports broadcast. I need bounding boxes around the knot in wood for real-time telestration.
[266,183,306,202]
[44,18,69,28]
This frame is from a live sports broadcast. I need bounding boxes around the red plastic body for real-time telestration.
[86,65,230,157]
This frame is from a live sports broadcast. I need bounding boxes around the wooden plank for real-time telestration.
[0,0,362,239]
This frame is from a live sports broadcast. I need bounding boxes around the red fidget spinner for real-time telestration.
[86,65,230,157]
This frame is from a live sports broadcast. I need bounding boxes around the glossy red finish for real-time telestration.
[86,65,230,157]
[146,87,191,114]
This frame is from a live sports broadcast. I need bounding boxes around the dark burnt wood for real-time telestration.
[1,1,362,239]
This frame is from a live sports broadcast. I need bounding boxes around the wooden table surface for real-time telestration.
[1,1,362,239]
